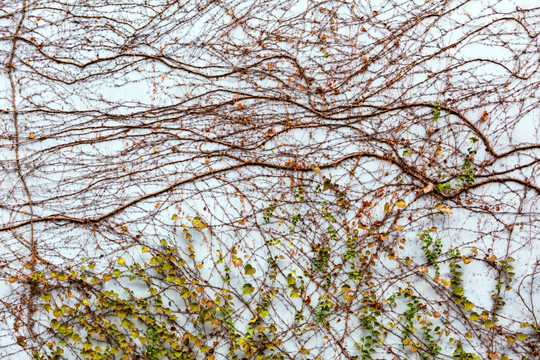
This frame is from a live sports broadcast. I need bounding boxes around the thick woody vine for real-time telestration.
[1,0,539,359]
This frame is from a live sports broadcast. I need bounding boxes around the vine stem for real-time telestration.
[7,0,38,346]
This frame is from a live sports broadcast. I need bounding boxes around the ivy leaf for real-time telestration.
[71,333,82,342]
[242,283,255,295]
[422,182,434,193]
[290,288,300,298]
[469,312,480,321]
[192,217,208,230]
[244,264,256,275]
[395,199,406,208]
[517,333,528,341]
[172,214,178,220]
[463,301,475,310]
[53,308,63,318]
[42,293,51,302]
[287,274,296,286]
[506,336,516,345]
[435,203,452,215]
[232,257,243,268]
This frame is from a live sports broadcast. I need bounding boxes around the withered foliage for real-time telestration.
[1,1,539,359]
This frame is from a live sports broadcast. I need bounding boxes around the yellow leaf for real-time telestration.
[395,199,406,208]
[435,203,452,215]
[28,133,35,139]
[192,217,208,230]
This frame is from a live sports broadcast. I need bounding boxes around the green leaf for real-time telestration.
[290,288,300,298]
[469,312,480,321]
[395,199,406,208]
[242,283,255,295]
[180,287,190,298]
[192,217,208,230]
[244,264,256,275]
[112,269,121,277]
[72,333,82,342]
[517,333,528,341]
[464,301,475,310]
[57,272,68,281]
[53,307,63,318]
[287,274,296,286]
